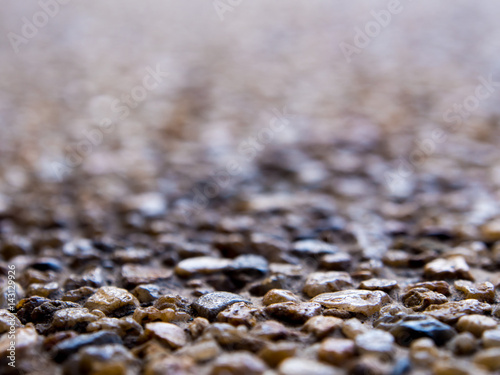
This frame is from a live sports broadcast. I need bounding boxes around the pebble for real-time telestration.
[355,329,394,355]
[177,339,220,362]
[303,316,343,339]
[65,343,139,375]
[61,286,96,304]
[454,280,495,303]
[112,248,153,264]
[204,323,264,352]
[187,317,210,339]
[133,306,189,325]
[389,316,456,346]
[210,351,268,375]
[263,289,301,306]
[319,252,352,271]
[303,271,353,297]
[423,256,473,281]
[0,326,39,361]
[145,322,187,349]
[264,301,322,324]
[480,218,500,242]
[405,281,451,295]
[0,282,24,309]
[51,330,122,362]
[249,233,288,261]
[342,318,370,339]
[84,286,140,316]
[433,360,488,375]
[192,292,250,321]
[456,314,497,337]
[225,254,269,285]
[258,341,297,367]
[446,332,477,355]
[0,309,21,334]
[26,281,59,298]
[292,239,339,256]
[216,301,260,327]
[86,316,143,339]
[359,278,398,292]
[482,329,500,348]
[473,347,500,371]
[121,264,171,288]
[145,355,195,375]
[132,284,161,304]
[311,290,390,316]
[175,257,232,277]
[252,320,294,340]
[213,233,247,258]
[64,266,106,290]
[318,337,356,366]
[249,274,291,296]
[28,258,63,272]
[402,288,448,311]
[50,307,100,332]
[424,299,492,323]
[409,337,440,366]
[279,357,341,375]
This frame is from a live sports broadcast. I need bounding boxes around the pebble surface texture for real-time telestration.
[2,2,500,375]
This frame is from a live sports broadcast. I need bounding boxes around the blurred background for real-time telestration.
[1,1,500,236]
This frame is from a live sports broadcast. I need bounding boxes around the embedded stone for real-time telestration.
[424,256,473,280]
[263,289,301,306]
[84,286,140,316]
[318,338,356,366]
[192,292,250,321]
[359,278,398,292]
[175,257,232,278]
[456,314,497,337]
[264,301,322,324]
[402,288,448,311]
[303,316,343,339]
[145,322,187,349]
[454,280,495,303]
[312,290,390,316]
[424,299,492,323]
[355,329,394,355]
[303,271,353,297]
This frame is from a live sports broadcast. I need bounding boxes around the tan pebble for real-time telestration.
[175,257,232,278]
[410,338,440,366]
[264,302,322,324]
[84,286,139,316]
[480,218,500,242]
[0,309,22,334]
[402,288,448,311]
[145,356,194,375]
[454,280,495,303]
[342,318,370,339]
[482,329,500,348]
[303,271,353,297]
[433,360,488,375]
[216,301,259,327]
[318,337,356,366]
[177,339,220,362]
[359,278,398,292]
[263,289,300,306]
[355,329,394,355]
[258,341,297,367]
[424,299,491,323]
[474,347,500,371]
[405,281,450,295]
[188,317,210,339]
[312,290,390,316]
[424,256,473,281]
[145,322,187,349]
[302,315,343,339]
[446,332,477,355]
[279,357,342,375]
[252,320,293,340]
[456,314,497,336]
[210,351,267,375]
